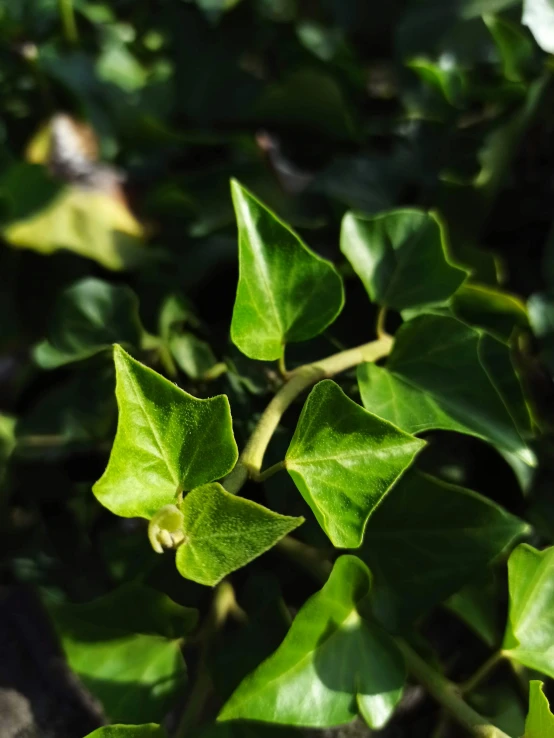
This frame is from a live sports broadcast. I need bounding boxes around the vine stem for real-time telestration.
[223,334,393,494]
[59,0,79,44]
[460,651,504,695]
[174,581,244,738]
[396,641,511,738]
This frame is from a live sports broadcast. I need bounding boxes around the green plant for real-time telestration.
[59,180,550,738]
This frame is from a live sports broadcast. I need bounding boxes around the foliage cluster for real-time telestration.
[3,1,554,738]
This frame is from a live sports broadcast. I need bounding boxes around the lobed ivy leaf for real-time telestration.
[84,727,167,738]
[230,179,344,361]
[34,278,144,368]
[340,209,467,311]
[285,380,424,548]
[357,314,533,464]
[93,346,238,519]
[176,483,303,586]
[361,471,528,630]
[218,555,405,729]
[46,584,190,723]
[503,544,554,678]
[525,681,554,738]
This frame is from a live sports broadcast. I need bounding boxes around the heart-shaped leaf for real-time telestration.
[360,471,527,629]
[85,726,167,738]
[503,544,554,678]
[93,346,238,519]
[230,180,344,361]
[285,380,424,548]
[176,483,303,586]
[340,209,467,311]
[34,278,144,368]
[357,314,533,463]
[46,584,189,724]
[525,681,554,738]
[218,555,405,729]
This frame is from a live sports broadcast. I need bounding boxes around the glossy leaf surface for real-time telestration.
[230,180,344,360]
[357,314,532,463]
[451,282,529,343]
[34,278,143,368]
[361,471,528,629]
[503,544,554,677]
[218,555,405,729]
[84,726,166,738]
[525,681,554,738]
[285,380,424,548]
[47,584,188,723]
[176,483,303,586]
[340,209,466,311]
[93,346,237,519]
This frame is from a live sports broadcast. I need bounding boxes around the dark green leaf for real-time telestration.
[34,278,144,368]
[451,282,529,343]
[340,209,467,311]
[46,584,188,723]
[525,681,554,738]
[361,471,528,629]
[446,573,500,647]
[357,314,533,463]
[176,483,303,586]
[230,180,344,361]
[93,346,238,519]
[503,544,554,678]
[285,380,424,548]
[218,555,405,729]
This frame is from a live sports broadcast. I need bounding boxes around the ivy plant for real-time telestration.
[3,2,554,737]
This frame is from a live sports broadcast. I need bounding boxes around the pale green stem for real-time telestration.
[223,334,393,495]
[460,651,504,695]
[59,0,79,44]
[376,307,387,339]
[254,460,286,483]
[397,641,512,738]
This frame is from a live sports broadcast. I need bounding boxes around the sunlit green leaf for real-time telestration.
[218,555,405,729]
[176,483,303,586]
[84,726,167,738]
[360,471,527,629]
[230,180,344,361]
[525,681,554,738]
[34,278,144,368]
[340,209,467,311]
[451,282,529,343]
[357,314,533,463]
[93,346,238,519]
[285,380,424,548]
[46,584,188,723]
[503,544,554,678]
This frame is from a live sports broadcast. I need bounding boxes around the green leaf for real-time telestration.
[451,282,529,343]
[93,346,238,519]
[503,544,554,678]
[34,278,144,368]
[528,292,554,374]
[525,681,554,738]
[285,380,424,548]
[218,555,405,729]
[446,573,500,647]
[176,483,303,586]
[340,209,467,311]
[46,584,188,723]
[84,726,167,738]
[357,314,533,463]
[169,333,219,380]
[3,185,147,271]
[230,180,344,361]
[360,471,528,629]
[523,0,554,54]
[484,15,535,83]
